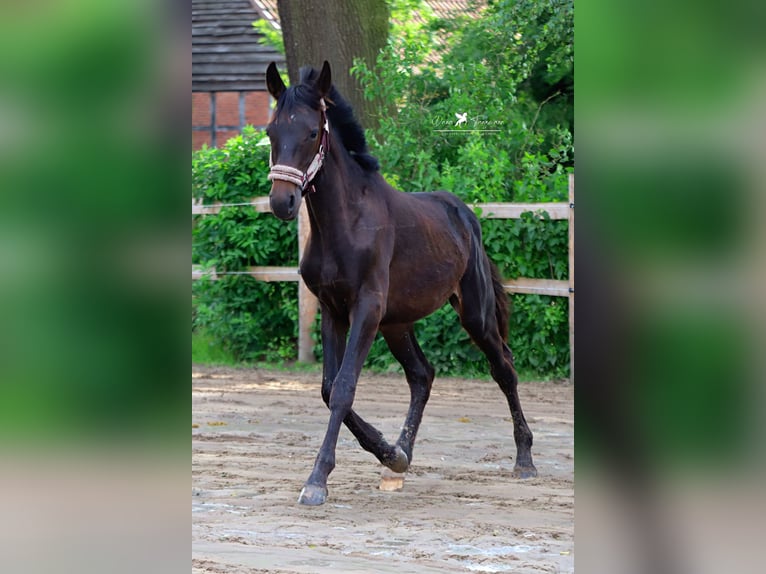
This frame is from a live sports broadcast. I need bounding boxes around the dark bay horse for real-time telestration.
[265,61,536,506]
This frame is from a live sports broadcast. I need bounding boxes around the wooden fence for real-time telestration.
[193,174,574,380]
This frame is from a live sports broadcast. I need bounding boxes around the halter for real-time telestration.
[268,98,330,195]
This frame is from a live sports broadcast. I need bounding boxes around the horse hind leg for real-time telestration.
[380,324,435,467]
[454,261,537,478]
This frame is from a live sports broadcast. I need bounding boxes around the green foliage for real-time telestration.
[509,295,569,375]
[252,20,284,54]
[353,0,573,378]
[193,2,573,378]
[353,0,573,203]
[193,127,300,363]
[192,328,237,365]
[483,213,569,281]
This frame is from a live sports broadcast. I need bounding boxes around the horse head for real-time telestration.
[265,61,332,220]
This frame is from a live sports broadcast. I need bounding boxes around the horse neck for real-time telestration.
[304,143,367,237]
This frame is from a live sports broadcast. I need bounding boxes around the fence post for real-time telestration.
[568,173,575,383]
[297,202,318,363]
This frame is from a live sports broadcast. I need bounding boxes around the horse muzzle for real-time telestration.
[269,180,302,220]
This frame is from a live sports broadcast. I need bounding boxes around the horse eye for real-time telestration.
[309,129,318,140]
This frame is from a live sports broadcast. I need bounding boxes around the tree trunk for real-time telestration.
[276,0,389,130]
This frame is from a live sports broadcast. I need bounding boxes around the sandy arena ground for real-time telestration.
[192,365,573,573]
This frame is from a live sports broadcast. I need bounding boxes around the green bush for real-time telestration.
[351,0,573,378]
[192,0,573,378]
[193,127,299,363]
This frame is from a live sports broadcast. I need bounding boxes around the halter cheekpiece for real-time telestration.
[268,98,330,195]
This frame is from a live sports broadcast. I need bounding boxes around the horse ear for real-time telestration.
[316,60,331,98]
[266,62,285,100]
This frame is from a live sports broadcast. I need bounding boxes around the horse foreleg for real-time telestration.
[298,295,385,506]
[317,308,406,476]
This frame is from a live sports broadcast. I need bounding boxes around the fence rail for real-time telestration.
[192,265,570,297]
[192,197,271,214]
[193,174,574,380]
[192,198,570,219]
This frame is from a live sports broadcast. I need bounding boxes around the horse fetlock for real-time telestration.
[383,445,409,473]
[316,453,336,476]
[512,463,538,479]
[514,427,534,450]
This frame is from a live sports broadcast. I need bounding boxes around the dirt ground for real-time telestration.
[192,365,574,573]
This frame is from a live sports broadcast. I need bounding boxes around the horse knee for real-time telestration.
[321,379,332,407]
[328,377,356,413]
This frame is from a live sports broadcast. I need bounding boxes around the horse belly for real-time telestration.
[382,201,471,323]
[382,258,464,325]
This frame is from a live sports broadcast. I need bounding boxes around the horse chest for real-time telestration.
[300,219,393,314]
[299,251,355,307]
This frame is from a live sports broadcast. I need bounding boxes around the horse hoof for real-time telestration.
[384,446,409,473]
[513,464,538,479]
[298,484,328,506]
[379,467,405,491]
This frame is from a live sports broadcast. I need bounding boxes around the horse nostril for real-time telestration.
[288,193,295,211]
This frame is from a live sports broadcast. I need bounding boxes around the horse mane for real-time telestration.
[277,66,379,173]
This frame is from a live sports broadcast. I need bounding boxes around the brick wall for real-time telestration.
[245,92,270,126]
[192,91,272,150]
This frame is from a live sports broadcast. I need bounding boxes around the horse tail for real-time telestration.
[489,260,509,341]
[457,199,510,343]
